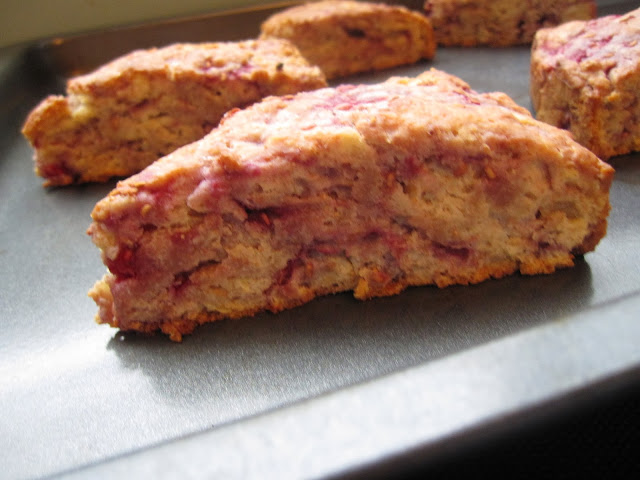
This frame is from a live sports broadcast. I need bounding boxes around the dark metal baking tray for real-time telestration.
[1,1,639,478]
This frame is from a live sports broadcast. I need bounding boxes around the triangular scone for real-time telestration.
[260,0,436,80]
[22,39,326,186]
[88,69,613,341]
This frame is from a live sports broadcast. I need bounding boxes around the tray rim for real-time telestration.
[56,291,640,479]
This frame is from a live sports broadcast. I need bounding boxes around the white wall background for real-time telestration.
[0,0,272,48]
[0,0,627,49]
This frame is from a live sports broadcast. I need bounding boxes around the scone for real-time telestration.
[424,0,596,46]
[531,7,640,160]
[22,39,327,186]
[260,0,436,80]
[88,69,613,341]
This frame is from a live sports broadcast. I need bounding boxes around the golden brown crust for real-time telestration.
[531,8,640,159]
[22,39,327,186]
[424,0,596,47]
[260,0,436,79]
[88,69,613,341]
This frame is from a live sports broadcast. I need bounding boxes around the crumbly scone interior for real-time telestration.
[88,71,612,340]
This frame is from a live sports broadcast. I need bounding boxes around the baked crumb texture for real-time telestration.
[88,69,613,341]
[22,39,327,186]
[424,0,596,47]
[531,7,640,160]
[260,0,436,80]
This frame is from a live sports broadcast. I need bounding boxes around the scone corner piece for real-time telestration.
[531,7,640,160]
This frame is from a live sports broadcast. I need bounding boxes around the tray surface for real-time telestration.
[1,1,639,478]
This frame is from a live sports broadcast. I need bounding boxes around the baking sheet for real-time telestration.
[1,1,639,478]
